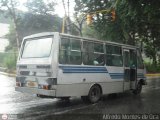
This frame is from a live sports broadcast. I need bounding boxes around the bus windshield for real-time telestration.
[21,37,53,58]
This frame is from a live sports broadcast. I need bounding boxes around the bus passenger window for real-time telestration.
[124,51,129,67]
[106,45,123,67]
[94,43,104,53]
[137,50,144,69]
[71,39,81,50]
[70,39,82,65]
[94,43,105,66]
[61,38,70,50]
[82,41,94,65]
[59,37,70,64]
[59,37,82,65]
[82,41,105,66]
[130,50,137,68]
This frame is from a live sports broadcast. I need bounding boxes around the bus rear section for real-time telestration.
[15,33,59,97]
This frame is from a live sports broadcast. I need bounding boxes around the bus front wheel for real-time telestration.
[88,85,102,103]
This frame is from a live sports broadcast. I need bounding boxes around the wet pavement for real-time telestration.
[0,74,160,120]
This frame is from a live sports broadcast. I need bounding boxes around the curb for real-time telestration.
[146,74,160,77]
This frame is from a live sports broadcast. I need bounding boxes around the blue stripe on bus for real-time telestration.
[59,66,145,79]
[110,73,124,79]
[59,66,108,73]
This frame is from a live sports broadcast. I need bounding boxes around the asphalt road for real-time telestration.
[0,74,160,120]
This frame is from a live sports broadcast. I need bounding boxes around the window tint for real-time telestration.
[124,51,129,67]
[94,43,103,53]
[71,39,81,50]
[106,45,123,66]
[137,50,144,69]
[83,41,94,65]
[130,50,137,68]
[59,37,82,65]
[82,41,104,66]
[61,38,70,50]
[106,45,121,55]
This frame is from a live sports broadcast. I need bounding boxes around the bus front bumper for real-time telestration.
[15,87,56,96]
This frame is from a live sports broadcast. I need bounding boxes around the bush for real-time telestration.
[144,62,160,73]
[0,53,17,70]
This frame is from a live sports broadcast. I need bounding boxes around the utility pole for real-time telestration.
[67,0,71,34]
[61,0,71,34]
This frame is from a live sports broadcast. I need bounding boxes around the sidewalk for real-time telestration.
[0,71,16,77]
[146,73,160,79]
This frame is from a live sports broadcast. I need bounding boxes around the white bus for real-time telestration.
[15,32,147,103]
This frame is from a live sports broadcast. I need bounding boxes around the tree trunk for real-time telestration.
[13,20,20,51]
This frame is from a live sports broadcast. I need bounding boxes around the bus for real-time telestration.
[15,32,147,103]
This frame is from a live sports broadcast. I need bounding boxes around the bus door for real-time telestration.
[130,49,137,90]
[123,49,130,91]
[123,49,137,91]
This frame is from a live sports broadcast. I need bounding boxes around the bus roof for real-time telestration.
[23,32,139,49]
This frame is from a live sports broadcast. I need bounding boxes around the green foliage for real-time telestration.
[0,53,6,67]
[0,52,16,69]
[3,53,16,70]
[25,0,56,15]
[75,0,160,68]
[144,62,160,73]
[82,25,101,39]
[4,0,63,51]
[0,12,10,23]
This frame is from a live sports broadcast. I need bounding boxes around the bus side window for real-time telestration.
[70,39,82,65]
[106,45,123,67]
[130,50,137,68]
[59,37,82,65]
[82,41,94,65]
[137,50,144,69]
[82,41,105,66]
[59,37,70,64]
[94,43,105,66]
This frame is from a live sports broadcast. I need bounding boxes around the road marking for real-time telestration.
[54,103,98,115]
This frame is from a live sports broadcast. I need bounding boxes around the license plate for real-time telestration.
[27,81,37,87]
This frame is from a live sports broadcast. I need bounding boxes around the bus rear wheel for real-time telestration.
[88,85,101,103]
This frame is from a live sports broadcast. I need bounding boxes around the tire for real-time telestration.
[133,82,142,95]
[88,85,101,103]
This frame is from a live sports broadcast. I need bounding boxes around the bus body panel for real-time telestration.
[56,65,125,97]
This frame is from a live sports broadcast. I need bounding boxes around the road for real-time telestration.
[0,74,160,120]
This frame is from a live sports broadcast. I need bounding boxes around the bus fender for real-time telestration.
[89,83,103,95]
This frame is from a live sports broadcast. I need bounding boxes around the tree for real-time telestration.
[5,0,64,51]
[25,0,56,15]
[0,0,21,50]
[5,12,63,51]
[75,0,160,65]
